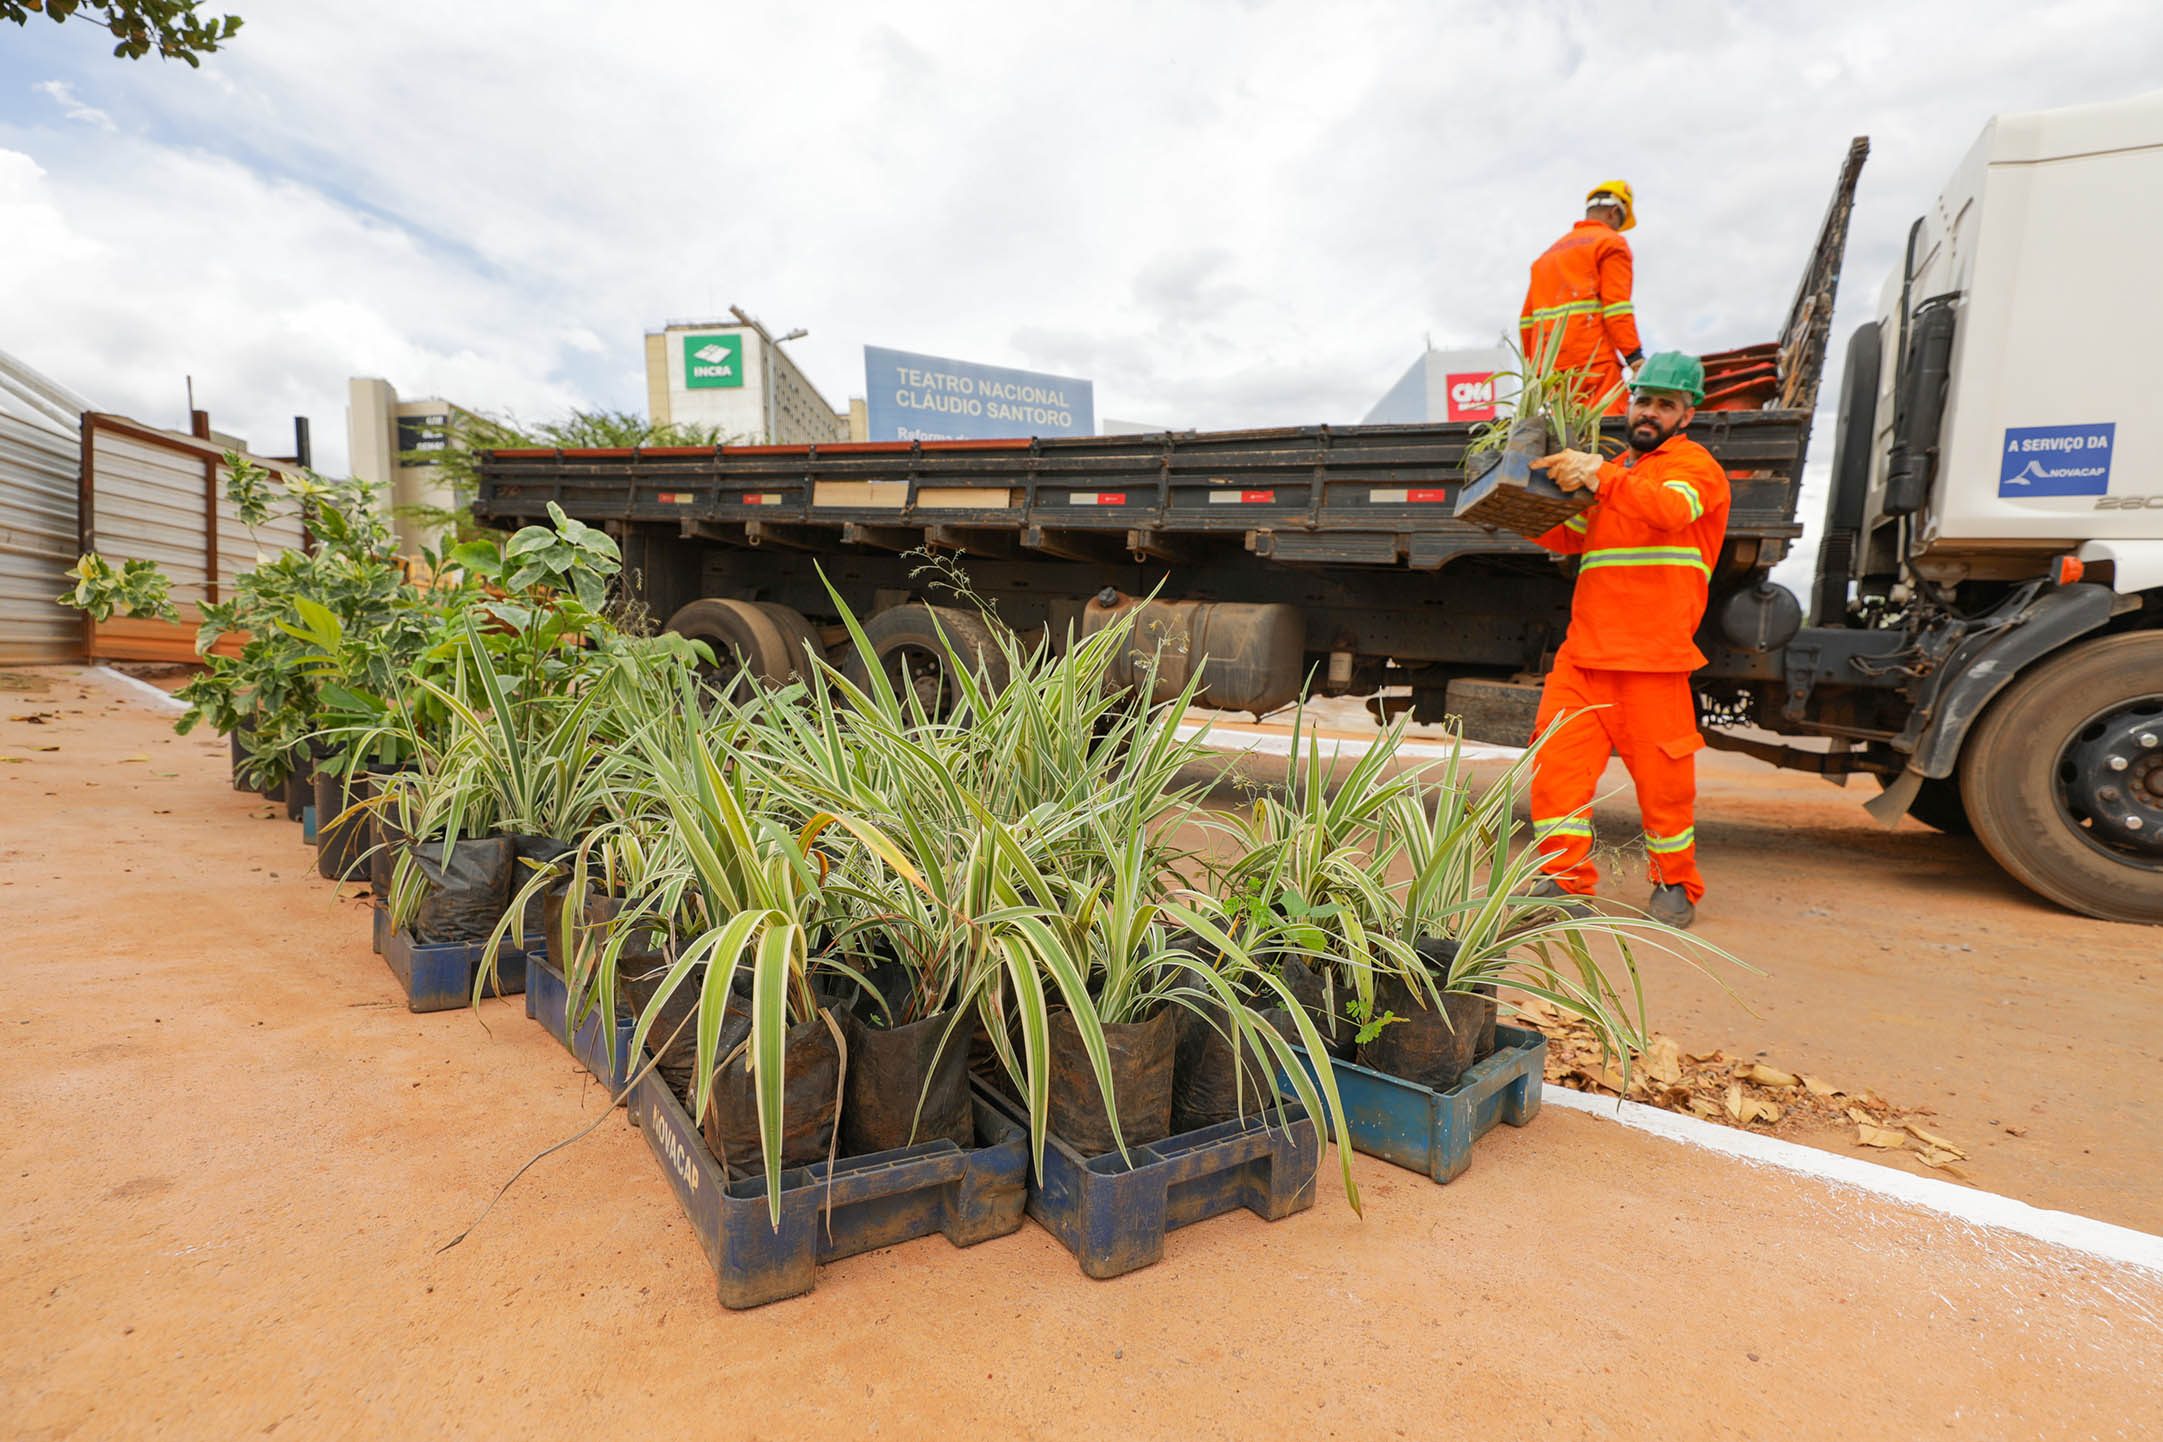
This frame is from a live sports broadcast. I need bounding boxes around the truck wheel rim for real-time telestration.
[2055,695,2163,863]
[883,642,953,716]
[694,643,756,701]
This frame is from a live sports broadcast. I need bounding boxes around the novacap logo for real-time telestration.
[1998,423,2113,498]
[684,334,744,389]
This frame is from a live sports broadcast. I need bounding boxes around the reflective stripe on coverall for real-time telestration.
[1519,219,1643,417]
[1529,433,1729,901]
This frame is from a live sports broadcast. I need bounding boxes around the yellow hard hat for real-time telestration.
[1586,180,1635,231]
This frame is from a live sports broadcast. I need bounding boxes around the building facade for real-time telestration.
[1362,346,1515,426]
[347,378,474,556]
[643,310,848,445]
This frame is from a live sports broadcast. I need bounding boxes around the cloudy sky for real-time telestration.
[3,0,2158,581]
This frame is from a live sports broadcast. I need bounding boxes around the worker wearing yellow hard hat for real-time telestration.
[1585,180,1634,231]
[1518,181,1644,415]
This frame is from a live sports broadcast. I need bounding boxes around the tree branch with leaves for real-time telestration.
[3,0,241,67]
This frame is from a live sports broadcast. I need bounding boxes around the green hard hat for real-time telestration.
[1631,351,1706,404]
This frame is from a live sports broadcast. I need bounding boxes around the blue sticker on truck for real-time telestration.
[1999,423,2114,497]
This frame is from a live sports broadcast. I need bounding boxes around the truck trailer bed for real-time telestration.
[473,410,1809,573]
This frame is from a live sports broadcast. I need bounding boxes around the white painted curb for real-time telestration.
[1543,1083,2163,1277]
[1177,722,1523,765]
[90,664,188,713]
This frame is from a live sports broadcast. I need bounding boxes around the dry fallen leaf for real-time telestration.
[33,745,59,752]
[1857,1124,1907,1149]
[1646,1035,1684,1085]
[1801,1074,1840,1098]
[1902,1124,1967,1159]
[1742,1064,1801,1088]
[1689,1098,1723,1119]
[1846,1106,1876,1126]
[1574,1064,1626,1093]
[2002,1125,2028,1138]
[119,754,150,763]
[1725,1082,1746,1121]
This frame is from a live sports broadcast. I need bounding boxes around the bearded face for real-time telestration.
[1626,391,1694,453]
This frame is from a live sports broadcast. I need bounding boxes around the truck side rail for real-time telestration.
[475,411,1808,571]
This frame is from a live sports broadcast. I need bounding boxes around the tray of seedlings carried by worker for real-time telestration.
[1284,1022,1546,1184]
[974,1079,1319,1281]
[627,1056,1031,1311]
[1453,415,1593,540]
[381,927,527,1013]
[524,955,636,1101]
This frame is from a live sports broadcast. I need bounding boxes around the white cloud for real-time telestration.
[31,79,115,131]
[2,0,2161,530]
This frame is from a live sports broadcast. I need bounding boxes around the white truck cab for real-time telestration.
[1811,91,2163,921]
[1867,90,2163,588]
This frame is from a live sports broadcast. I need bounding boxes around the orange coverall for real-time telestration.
[1529,433,1730,901]
[1519,220,1642,416]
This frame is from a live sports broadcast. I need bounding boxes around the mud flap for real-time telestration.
[1863,768,1924,828]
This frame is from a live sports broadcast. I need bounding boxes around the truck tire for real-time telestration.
[1874,772,1972,835]
[662,598,795,695]
[1960,630,2163,924]
[839,604,1009,717]
[754,603,826,680]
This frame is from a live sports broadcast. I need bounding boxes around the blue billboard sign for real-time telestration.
[863,345,1094,442]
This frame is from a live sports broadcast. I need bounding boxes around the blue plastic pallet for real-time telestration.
[1286,1023,1545,1184]
[381,927,526,1013]
[977,1081,1318,1280]
[524,956,636,1102]
[627,1063,1030,1309]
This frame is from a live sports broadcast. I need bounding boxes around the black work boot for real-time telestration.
[1647,883,1695,929]
[1522,877,1591,920]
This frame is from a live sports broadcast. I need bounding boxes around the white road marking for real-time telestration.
[1542,1084,2163,1277]
[1177,722,1523,764]
[91,665,188,712]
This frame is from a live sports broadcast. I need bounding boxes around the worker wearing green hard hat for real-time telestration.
[1629,350,1707,404]
[1526,347,1729,930]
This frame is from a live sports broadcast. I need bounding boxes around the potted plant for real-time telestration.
[1356,736,1746,1094]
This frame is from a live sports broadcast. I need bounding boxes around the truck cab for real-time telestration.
[1780,91,2163,921]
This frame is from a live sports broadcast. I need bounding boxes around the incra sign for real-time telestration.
[683,334,745,390]
[1445,372,1497,422]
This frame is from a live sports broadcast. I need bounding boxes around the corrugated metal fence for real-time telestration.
[78,414,306,663]
[0,350,94,665]
[2,343,316,665]
[0,405,83,665]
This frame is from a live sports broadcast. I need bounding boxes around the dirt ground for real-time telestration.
[4,668,2161,1440]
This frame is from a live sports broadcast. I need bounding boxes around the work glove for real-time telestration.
[1536,449,1604,493]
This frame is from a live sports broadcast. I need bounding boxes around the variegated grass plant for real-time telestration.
[1462,318,1629,473]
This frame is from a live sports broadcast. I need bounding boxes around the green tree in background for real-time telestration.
[396,408,736,543]
[3,0,242,66]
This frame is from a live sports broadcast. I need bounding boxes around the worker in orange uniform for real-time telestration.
[1520,182,1644,415]
[1525,352,1726,928]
